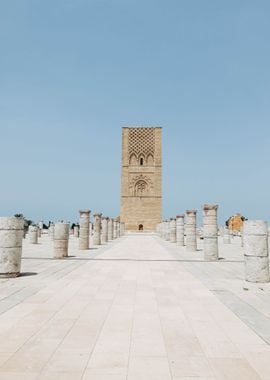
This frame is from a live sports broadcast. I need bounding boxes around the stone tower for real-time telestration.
[120,127,162,231]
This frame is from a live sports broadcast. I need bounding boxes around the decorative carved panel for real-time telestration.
[129,174,154,196]
[128,128,155,161]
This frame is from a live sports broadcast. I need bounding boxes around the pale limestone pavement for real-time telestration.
[0,234,270,379]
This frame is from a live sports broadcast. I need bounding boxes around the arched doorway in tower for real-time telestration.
[139,224,144,231]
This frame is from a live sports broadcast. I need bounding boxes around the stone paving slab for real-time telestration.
[0,234,269,379]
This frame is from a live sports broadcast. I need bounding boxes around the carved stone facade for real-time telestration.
[120,127,162,231]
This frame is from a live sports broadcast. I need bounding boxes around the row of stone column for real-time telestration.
[158,208,270,283]
[26,213,125,249]
[78,210,124,249]
[53,216,270,283]
[0,212,126,277]
[26,223,59,244]
[158,205,219,260]
[54,211,125,259]
[157,210,199,251]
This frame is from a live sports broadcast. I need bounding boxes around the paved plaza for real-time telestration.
[0,234,270,379]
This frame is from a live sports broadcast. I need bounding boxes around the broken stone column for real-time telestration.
[79,210,90,250]
[29,225,38,244]
[240,226,244,247]
[162,221,166,240]
[54,222,69,259]
[101,217,108,244]
[185,210,197,252]
[120,222,125,237]
[74,225,79,238]
[176,215,185,246]
[163,221,167,240]
[38,221,43,233]
[49,224,54,241]
[108,218,113,240]
[114,221,118,239]
[223,227,231,244]
[0,216,24,278]
[159,222,163,238]
[167,220,171,241]
[268,227,270,253]
[169,218,176,243]
[23,220,27,238]
[243,220,269,282]
[117,221,121,238]
[203,204,219,261]
[93,213,102,245]
[159,223,163,236]
[106,218,110,240]
[164,220,169,241]
[113,219,117,239]
[89,221,93,236]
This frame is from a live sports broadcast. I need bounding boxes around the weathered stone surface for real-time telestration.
[54,223,69,240]
[89,222,93,237]
[38,221,43,231]
[176,215,184,246]
[108,218,113,240]
[243,220,269,283]
[169,218,176,243]
[113,219,117,239]
[54,222,69,259]
[240,226,244,247]
[165,220,170,241]
[101,218,108,244]
[203,204,219,261]
[218,226,224,236]
[203,238,219,261]
[243,220,268,256]
[93,213,102,245]
[203,205,218,237]
[79,210,90,250]
[244,220,268,235]
[244,235,268,257]
[268,227,270,252]
[0,247,22,277]
[0,217,24,229]
[120,222,125,236]
[117,221,121,238]
[0,216,24,278]
[245,256,270,283]
[158,222,163,238]
[29,225,38,244]
[185,210,197,252]
[156,222,161,236]
[49,224,54,241]
[74,225,79,238]
[0,230,24,247]
[223,227,231,244]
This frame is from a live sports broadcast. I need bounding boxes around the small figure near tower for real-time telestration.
[120,127,162,231]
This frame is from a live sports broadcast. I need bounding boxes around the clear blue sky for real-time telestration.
[0,0,270,225]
